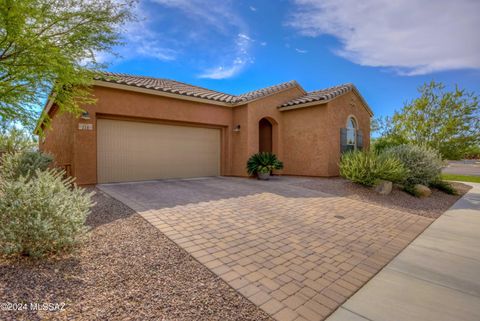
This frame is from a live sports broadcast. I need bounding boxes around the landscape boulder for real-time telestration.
[374,180,393,195]
[414,184,432,198]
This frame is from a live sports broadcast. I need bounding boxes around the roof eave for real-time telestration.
[278,85,374,116]
[33,93,56,135]
[292,80,307,95]
[350,86,374,116]
[278,99,328,111]
[94,80,307,107]
[239,82,307,105]
[94,80,235,107]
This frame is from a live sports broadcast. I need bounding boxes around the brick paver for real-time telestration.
[99,177,433,321]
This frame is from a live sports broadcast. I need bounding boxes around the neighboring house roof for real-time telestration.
[279,83,373,116]
[95,72,303,105]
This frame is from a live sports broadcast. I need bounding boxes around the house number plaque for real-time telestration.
[78,123,93,130]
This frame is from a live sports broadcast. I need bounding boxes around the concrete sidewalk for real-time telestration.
[326,182,480,321]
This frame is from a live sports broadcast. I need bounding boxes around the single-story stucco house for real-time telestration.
[36,72,372,185]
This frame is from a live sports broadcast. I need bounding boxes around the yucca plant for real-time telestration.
[246,152,284,176]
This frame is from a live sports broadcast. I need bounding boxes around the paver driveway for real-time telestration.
[99,177,433,321]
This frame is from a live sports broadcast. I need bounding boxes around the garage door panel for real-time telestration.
[97,119,220,183]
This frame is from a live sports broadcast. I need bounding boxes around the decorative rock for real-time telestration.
[414,184,432,198]
[374,180,393,195]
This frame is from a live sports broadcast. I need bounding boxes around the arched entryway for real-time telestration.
[259,118,273,153]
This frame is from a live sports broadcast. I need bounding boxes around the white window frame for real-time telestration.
[346,116,358,148]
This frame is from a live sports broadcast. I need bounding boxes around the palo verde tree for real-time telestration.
[374,81,479,159]
[0,0,135,132]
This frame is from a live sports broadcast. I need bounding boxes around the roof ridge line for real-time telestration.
[97,71,234,97]
[307,83,353,94]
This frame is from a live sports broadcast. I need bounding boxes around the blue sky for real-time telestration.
[103,0,480,118]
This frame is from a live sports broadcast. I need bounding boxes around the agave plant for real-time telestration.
[246,152,284,176]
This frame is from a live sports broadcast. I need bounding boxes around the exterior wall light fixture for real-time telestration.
[81,111,90,120]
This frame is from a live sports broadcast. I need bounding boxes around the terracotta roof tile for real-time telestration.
[235,80,302,103]
[94,72,299,105]
[280,83,354,108]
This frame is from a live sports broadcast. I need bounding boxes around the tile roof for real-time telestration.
[280,83,354,108]
[93,73,372,115]
[94,72,300,105]
[235,80,303,103]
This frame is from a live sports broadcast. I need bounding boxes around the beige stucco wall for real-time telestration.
[282,104,331,176]
[244,86,306,175]
[39,107,75,176]
[325,90,372,176]
[282,90,372,177]
[43,86,236,184]
[40,84,371,184]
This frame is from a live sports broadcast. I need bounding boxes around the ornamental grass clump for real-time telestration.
[339,150,407,186]
[0,169,94,258]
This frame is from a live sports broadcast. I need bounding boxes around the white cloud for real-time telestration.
[109,0,252,78]
[198,33,254,79]
[238,33,252,41]
[288,0,480,75]
[295,48,308,54]
[113,2,179,62]
[151,0,247,34]
[153,0,252,78]
[122,17,178,61]
[249,6,257,12]
[260,41,267,46]
[198,64,244,79]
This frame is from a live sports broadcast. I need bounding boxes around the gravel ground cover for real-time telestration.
[295,177,470,218]
[0,189,274,321]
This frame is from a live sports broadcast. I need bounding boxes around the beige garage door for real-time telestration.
[97,119,221,183]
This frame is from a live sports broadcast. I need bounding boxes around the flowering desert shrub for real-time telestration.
[0,150,53,181]
[383,145,443,186]
[0,169,93,258]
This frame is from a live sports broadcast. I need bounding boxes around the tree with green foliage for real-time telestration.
[373,81,479,159]
[371,115,408,153]
[0,122,36,154]
[0,0,134,131]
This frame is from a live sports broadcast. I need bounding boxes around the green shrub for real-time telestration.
[339,150,408,186]
[0,169,94,258]
[463,145,480,159]
[383,144,443,186]
[0,151,53,181]
[430,180,457,195]
[246,152,284,176]
[0,126,36,155]
[403,184,420,197]
[371,134,408,154]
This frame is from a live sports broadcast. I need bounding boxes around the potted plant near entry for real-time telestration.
[246,152,284,180]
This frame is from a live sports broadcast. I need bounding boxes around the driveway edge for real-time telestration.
[326,182,480,321]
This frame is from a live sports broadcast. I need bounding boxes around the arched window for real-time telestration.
[346,116,357,147]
